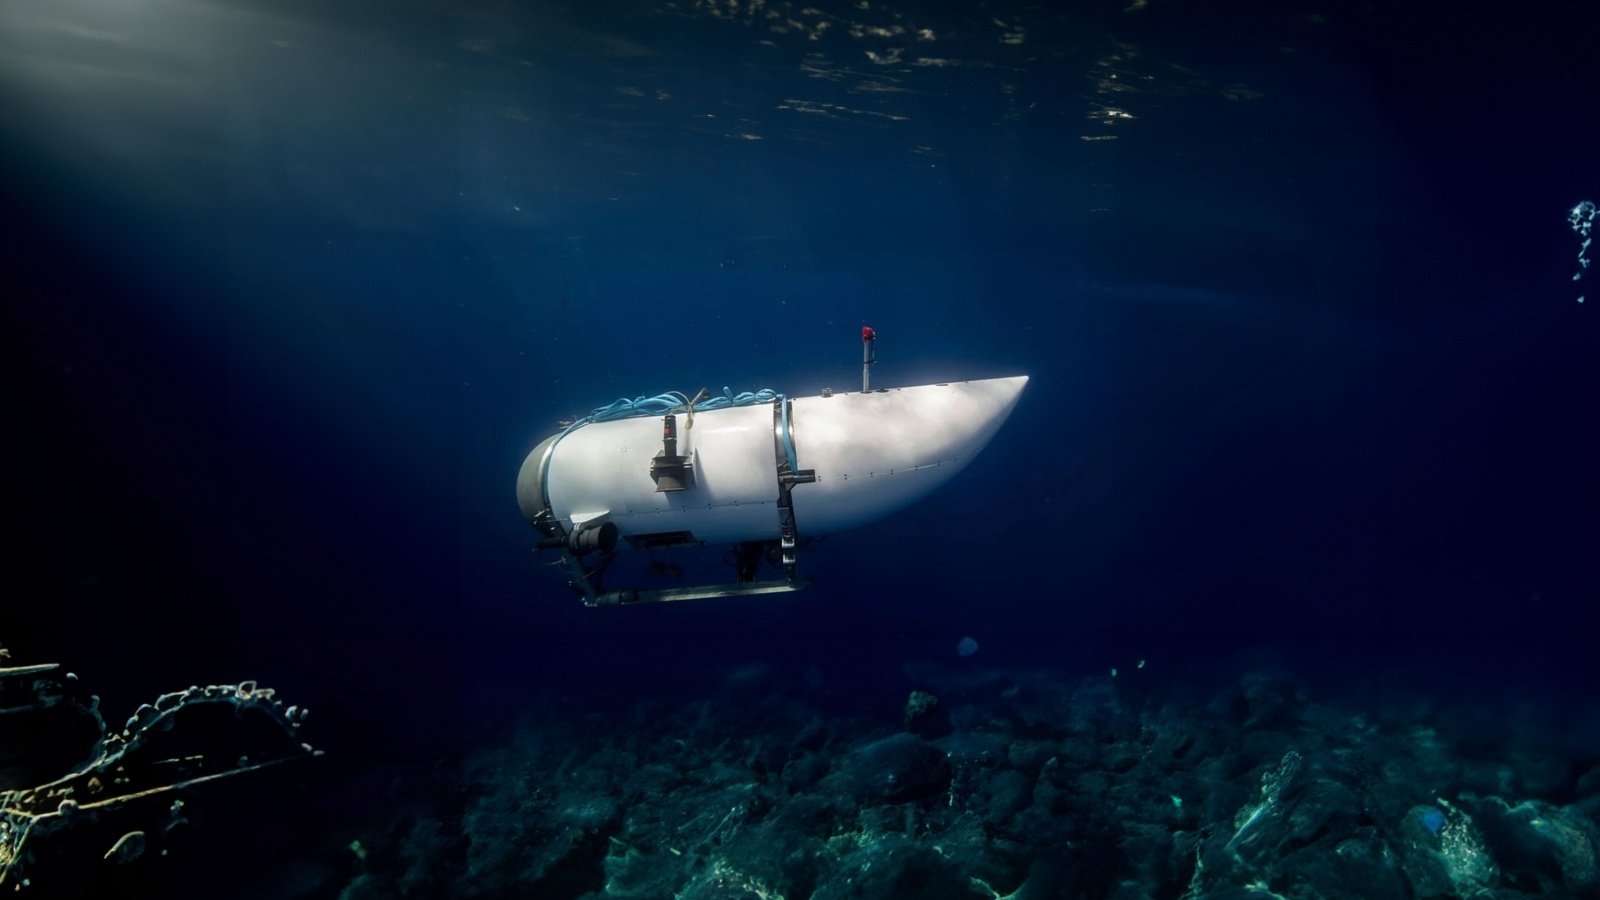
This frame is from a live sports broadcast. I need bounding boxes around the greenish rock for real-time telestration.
[904,690,946,738]
[1468,795,1598,893]
[827,733,952,805]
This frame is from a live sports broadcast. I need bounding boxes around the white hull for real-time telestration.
[517,376,1028,546]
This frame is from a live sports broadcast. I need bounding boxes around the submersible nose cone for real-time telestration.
[787,375,1029,536]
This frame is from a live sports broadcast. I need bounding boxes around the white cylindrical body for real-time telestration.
[519,403,782,545]
[517,376,1028,545]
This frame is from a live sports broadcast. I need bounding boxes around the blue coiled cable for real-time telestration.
[573,387,781,429]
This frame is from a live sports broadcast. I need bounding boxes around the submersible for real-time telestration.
[517,328,1028,605]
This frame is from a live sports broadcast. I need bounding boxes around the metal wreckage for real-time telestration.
[0,644,318,893]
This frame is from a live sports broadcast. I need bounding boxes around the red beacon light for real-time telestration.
[861,325,877,391]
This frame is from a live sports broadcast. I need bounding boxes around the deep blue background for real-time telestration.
[3,0,1597,782]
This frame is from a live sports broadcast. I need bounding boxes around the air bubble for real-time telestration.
[1570,200,1595,302]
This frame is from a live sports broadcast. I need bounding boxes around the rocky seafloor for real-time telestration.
[327,663,1600,900]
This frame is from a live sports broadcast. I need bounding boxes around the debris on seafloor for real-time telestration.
[0,645,320,894]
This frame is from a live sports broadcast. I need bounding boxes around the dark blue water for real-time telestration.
[4,2,1597,897]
